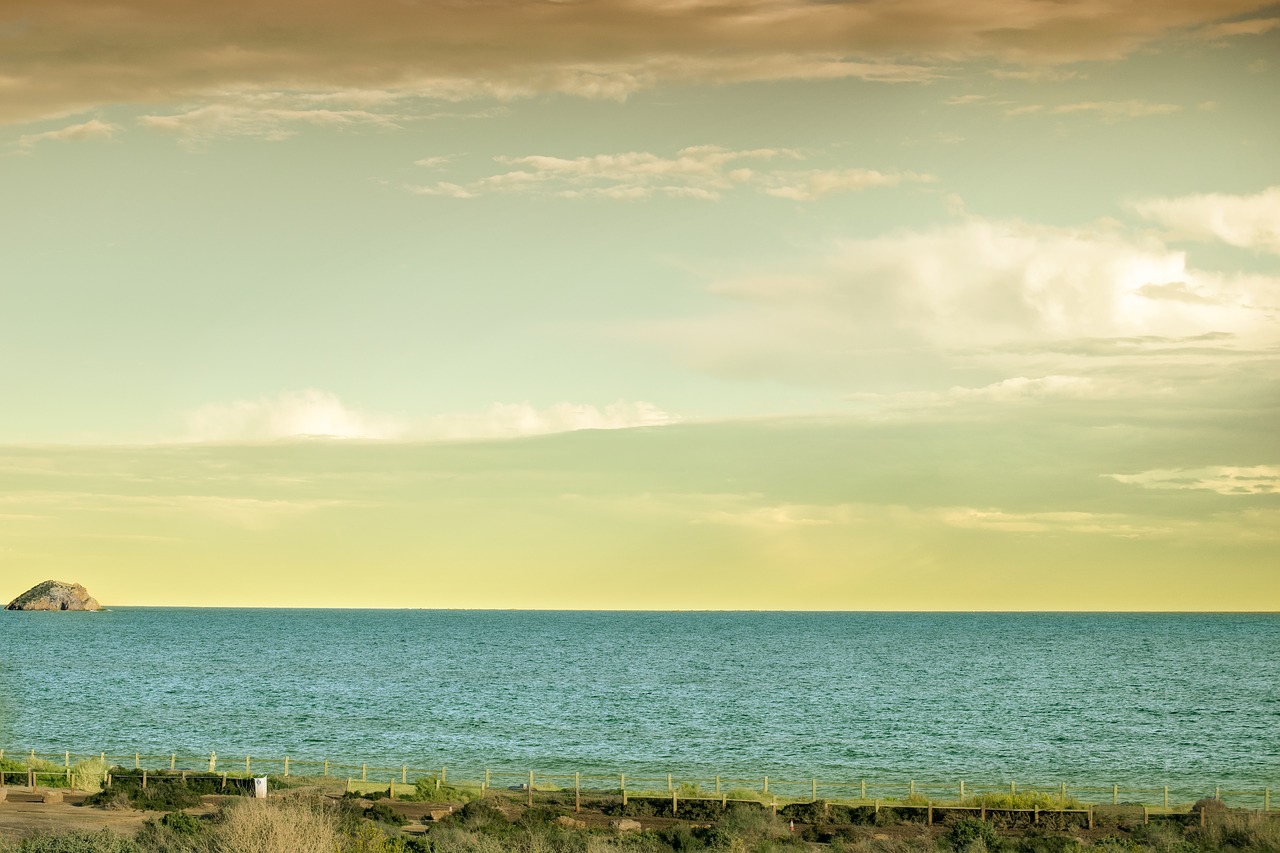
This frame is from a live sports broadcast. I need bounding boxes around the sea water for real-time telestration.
[0,610,1275,800]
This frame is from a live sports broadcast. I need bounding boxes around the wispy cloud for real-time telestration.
[184,390,678,443]
[1109,466,1280,495]
[3,0,1272,124]
[1004,100,1181,119]
[138,104,400,144]
[409,146,933,202]
[15,118,119,150]
[1129,186,1280,255]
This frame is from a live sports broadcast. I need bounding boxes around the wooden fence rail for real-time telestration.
[0,747,1271,812]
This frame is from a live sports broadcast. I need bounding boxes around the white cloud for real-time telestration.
[1109,466,1280,495]
[186,390,405,442]
[16,118,119,149]
[1129,186,1280,255]
[1005,100,1180,119]
[138,104,400,144]
[418,400,679,440]
[763,169,935,201]
[643,216,1280,390]
[184,391,678,443]
[409,146,932,202]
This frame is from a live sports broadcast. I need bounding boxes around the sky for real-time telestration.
[1,0,1277,609]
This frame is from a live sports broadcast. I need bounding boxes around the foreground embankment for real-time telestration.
[1,768,1278,853]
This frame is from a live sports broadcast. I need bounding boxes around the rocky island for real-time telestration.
[6,579,102,611]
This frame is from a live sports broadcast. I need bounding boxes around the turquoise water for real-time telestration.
[0,610,1275,800]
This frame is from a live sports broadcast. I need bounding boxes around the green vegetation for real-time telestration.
[398,777,477,803]
[1,787,1277,853]
[84,768,247,811]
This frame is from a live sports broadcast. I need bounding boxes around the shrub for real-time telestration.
[214,797,340,853]
[161,812,205,837]
[947,818,1001,851]
[365,802,408,827]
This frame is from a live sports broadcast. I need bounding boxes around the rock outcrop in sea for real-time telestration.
[6,580,102,611]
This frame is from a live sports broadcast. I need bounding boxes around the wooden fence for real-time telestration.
[0,747,1271,813]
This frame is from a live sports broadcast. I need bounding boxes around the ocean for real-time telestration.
[0,609,1275,802]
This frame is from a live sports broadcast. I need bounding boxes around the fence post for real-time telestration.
[668,773,672,792]
[100,752,105,764]
[142,771,147,790]
[65,751,70,768]
[66,767,71,786]
[928,801,933,825]
[673,791,678,815]
[716,775,721,795]
[528,770,534,808]
[284,757,290,777]
[209,752,216,773]
[1215,787,1220,801]
[1113,785,1119,805]
[621,773,627,806]
[1088,806,1094,830]
[441,766,446,784]
[402,765,406,785]
[910,780,915,797]
[763,776,769,795]
[960,780,965,800]
[170,754,175,771]
[362,763,367,782]
[324,759,329,778]
[247,756,251,774]
[861,780,866,801]
[135,753,139,770]
[1011,780,1016,795]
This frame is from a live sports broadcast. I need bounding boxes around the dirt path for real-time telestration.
[0,790,162,841]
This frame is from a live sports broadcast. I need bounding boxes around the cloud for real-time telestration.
[641,215,1280,391]
[184,390,677,443]
[186,390,405,442]
[763,168,935,201]
[138,103,399,144]
[1202,16,1280,38]
[1004,100,1181,119]
[2,0,1273,124]
[409,146,933,202]
[15,118,119,149]
[417,400,679,440]
[1129,186,1280,255]
[1109,466,1280,495]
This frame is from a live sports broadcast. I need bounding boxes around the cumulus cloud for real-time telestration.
[2,0,1274,124]
[16,118,119,149]
[184,390,677,443]
[1109,466,1280,495]
[1129,186,1280,255]
[642,215,1280,391]
[409,146,932,202]
[186,390,406,442]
